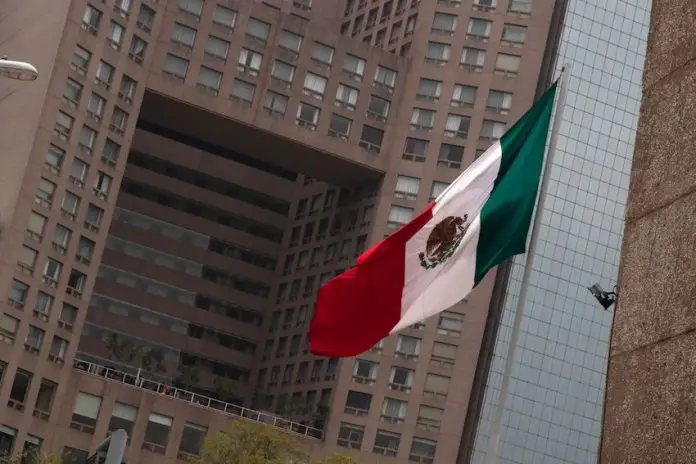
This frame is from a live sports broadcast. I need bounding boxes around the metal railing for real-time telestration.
[72,358,323,440]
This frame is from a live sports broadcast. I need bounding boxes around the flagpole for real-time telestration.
[484,64,570,464]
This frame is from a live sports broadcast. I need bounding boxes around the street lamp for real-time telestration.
[0,56,38,81]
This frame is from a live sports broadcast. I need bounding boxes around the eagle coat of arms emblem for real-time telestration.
[418,215,470,270]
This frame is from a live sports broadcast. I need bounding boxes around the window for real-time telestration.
[381,399,408,428]
[410,108,435,131]
[481,120,506,140]
[137,4,155,31]
[62,447,88,464]
[107,21,125,49]
[49,336,68,363]
[231,79,255,104]
[82,5,102,35]
[35,292,53,321]
[410,438,437,463]
[118,75,137,103]
[71,392,102,433]
[416,78,442,102]
[0,313,19,342]
[396,335,421,358]
[343,54,366,81]
[45,145,65,174]
[438,143,464,168]
[144,412,173,452]
[163,54,189,80]
[368,95,390,120]
[72,46,91,75]
[129,35,148,63]
[444,114,471,138]
[352,359,378,384]
[76,236,95,264]
[509,0,532,13]
[95,60,115,87]
[467,18,492,40]
[345,390,372,415]
[246,18,271,44]
[59,303,78,330]
[109,402,137,434]
[197,67,222,94]
[424,373,450,398]
[85,204,104,231]
[452,84,477,108]
[303,73,327,99]
[264,91,288,117]
[388,205,414,228]
[495,53,521,74]
[61,192,80,220]
[296,103,320,129]
[487,90,513,115]
[394,175,420,200]
[405,14,417,34]
[374,66,396,91]
[279,30,303,57]
[432,12,457,35]
[54,112,74,139]
[78,126,96,154]
[94,172,112,199]
[335,84,358,110]
[35,178,56,206]
[389,366,414,392]
[311,42,334,66]
[502,23,527,44]
[461,47,485,71]
[42,258,62,287]
[431,341,457,367]
[271,60,295,87]
[425,42,450,64]
[390,21,402,41]
[53,223,71,253]
[34,379,57,418]
[110,107,129,134]
[103,139,121,166]
[338,423,364,449]
[26,212,47,240]
[69,158,89,188]
[373,429,400,457]
[205,35,230,61]
[437,311,464,334]
[359,125,383,152]
[352,15,363,36]
[329,114,352,140]
[179,0,204,18]
[212,5,237,29]
[179,423,207,456]
[430,181,449,201]
[474,0,497,7]
[403,138,428,162]
[0,426,16,457]
[17,247,38,277]
[86,93,106,122]
[63,79,83,107]
[238,48,263,76]
[172,23,197,49]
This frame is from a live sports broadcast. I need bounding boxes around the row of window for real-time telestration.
[344,0,533,17]
[0,307,71,364]
[83,4,149,65]
[258,358,338,389]
[339,422,438,462]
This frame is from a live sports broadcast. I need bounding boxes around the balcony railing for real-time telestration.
[72,358,323,440]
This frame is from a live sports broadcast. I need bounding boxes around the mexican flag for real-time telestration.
[309,81,558,357]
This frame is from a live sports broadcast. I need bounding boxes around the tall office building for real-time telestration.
[0,0,562,462]
[463,0,652,463]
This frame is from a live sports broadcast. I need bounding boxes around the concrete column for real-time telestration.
[601,1,696,463]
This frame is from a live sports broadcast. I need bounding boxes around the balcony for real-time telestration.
[72,358,323,440]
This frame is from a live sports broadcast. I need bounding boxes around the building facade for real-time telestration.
[0,0,560,462]
[465,0,651,463]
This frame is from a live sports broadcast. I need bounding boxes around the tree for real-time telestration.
[177,363,202,390]
[1,454,68,464]
[312,453,358,464]
[213,377,240,403]
[106,335,166,374]
[189,420,308,464]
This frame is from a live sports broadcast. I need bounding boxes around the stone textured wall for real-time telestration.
[600,1,696,463]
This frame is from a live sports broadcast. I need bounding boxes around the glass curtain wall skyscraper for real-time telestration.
[470,1,651,463]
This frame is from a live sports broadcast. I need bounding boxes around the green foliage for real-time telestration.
[1,454,68,464]
[106,334,166,373]
[177,363,202,389]
[189,420,308,464]
[312,453,358,464]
